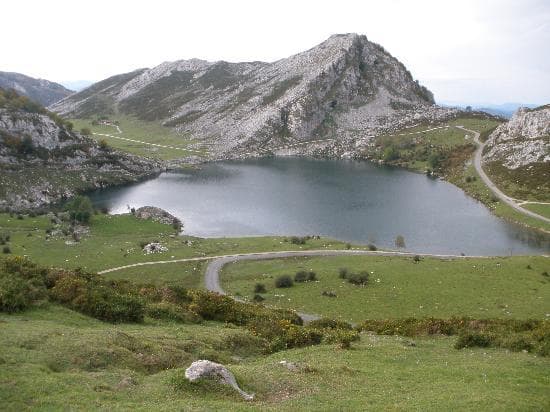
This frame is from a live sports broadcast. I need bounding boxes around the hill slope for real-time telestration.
[52,34,458,158]
[0,71,73,106]
[483,104,550,201]
[0,89,163,210]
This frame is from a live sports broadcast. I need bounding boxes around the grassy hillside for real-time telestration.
[1,211,549,409]
[0,212,354,273]
[222,255,550,322]
[372,116,550,233]
[70,116,206,160]
[368,116,502,174]
[2,305,549,411]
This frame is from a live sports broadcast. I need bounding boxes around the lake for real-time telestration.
[89,157,549,255]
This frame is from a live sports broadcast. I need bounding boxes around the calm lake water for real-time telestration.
[90,157,549,255]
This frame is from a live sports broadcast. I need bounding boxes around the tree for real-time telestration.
[66,195,94,224]
[428,152,442,169]
[99,139,109,150]
[383,145,399,161]
[395,235,406,248]
[80,127,92,136]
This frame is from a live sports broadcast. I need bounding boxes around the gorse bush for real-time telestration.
[360,317,550,356]
[254,283,266,293]
[275,275,293,288]
[50,271,144,323]
[0,256,48,313]
[338,268,348,279]
[65,195,94,224]
[294,270,317,282]
[347,271,369,285]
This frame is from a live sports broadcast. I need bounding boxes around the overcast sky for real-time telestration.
[3,0,549,105]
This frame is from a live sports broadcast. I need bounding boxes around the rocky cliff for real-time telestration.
[484,105,550,168]
[0,71,73,106]
[0,89,163,210]
[483,104,549,200]
[51,34,458,158]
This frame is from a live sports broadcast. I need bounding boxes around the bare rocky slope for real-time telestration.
[483,104,549,200]
[0,71,73,106]
[0,90,163,210]
[51,34,460,159]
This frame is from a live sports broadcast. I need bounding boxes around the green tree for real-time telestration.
[80,127,92,136]
[383,145,399,161]
[66,195,94,224]
[395,235,406,248]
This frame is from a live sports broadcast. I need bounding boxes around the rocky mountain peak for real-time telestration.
[51,33,443,158]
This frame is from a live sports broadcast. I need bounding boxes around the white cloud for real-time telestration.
[2,0,549,104]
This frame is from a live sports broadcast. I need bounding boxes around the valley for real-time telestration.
[1,24,549,411]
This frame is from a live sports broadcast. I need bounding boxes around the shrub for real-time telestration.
[0,256,48,312]
[187,290,301,326]
[294,270,315,282]
[275,275,293,288]
[413,255,421,262]
[323,329,360,349]
[368,244,377,251]
[347,271,369,285]
[2,246,11,254]
[454,332,493,349]
[252,294,265,302]
[290,236,307,245]
[50,272,144,323]
[345,243,351,250]
[254,283,266,293]
[0,273,33,312]
[248,318,323,352]
[308,318,353,330]
[98,139,109,149]
[146,302,197,323]
[80,127,92,136]
[395,235,406,248]
[338,268,348,279]
[65,195,94,224]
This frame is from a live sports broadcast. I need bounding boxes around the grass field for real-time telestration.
[370,117,502,174]
[221,255,550,322]
[0,212,354,273]
[523,203,550,219]
[1,305,548,411]
[70,116,206,160]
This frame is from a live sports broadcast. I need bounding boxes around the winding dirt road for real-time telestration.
[457,126,550,224]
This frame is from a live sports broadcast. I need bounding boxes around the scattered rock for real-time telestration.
[134,206,182,229]
[185,360,254,401]
[278,360,316,373]
[142,242,168,254]
[116,376,137,389]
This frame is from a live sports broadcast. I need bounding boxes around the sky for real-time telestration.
[3,0,549,105]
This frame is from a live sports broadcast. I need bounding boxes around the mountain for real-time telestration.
[0,71,73,106]
[483,104,549,200]
[0,88,163,210]
[52,34,458,158]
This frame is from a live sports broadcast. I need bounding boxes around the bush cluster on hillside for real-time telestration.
[338,267,370,285]
[360,317,549,356]
[0,256,361,352]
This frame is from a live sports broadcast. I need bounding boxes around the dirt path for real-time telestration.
[92,123,203,154]
[456,126,550,224]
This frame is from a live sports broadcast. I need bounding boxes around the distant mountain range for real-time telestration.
[51,33,461,159]
[0,71,73,106]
